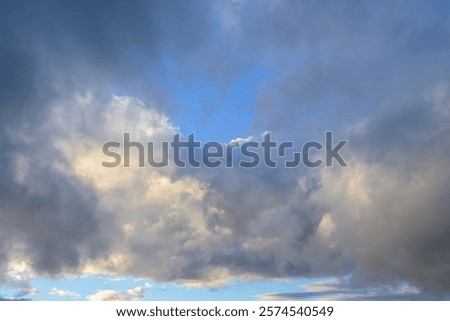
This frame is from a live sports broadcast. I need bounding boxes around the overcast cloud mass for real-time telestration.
[0,0,449,300]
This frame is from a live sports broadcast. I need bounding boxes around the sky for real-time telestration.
[0,0,450,301]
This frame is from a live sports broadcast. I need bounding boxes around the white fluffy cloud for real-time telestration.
[49,287,80,299]
[87,290,130,301]
[88,283,152,301]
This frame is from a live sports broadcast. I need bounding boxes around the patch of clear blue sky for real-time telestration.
[20,276,313,301]
[151,56,275,143]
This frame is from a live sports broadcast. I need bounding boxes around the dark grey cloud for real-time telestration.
[0,120,108,276]
[0,0,218,122]
[0,0,214,283]
[241,1,450,134]
[209,0,450,295]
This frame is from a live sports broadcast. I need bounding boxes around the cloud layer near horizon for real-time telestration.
[0,0,449,299]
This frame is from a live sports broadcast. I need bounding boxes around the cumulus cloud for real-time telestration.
[88,283,152,301]
[49,287,80,299]
[87,290,130,301]
[126,286,146,299]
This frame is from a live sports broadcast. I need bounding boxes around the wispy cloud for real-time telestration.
[49,287,80,299]
[259,279,446,301]
[87,290,130,301]
[87,283,152,301]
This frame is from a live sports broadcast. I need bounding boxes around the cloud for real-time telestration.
[26,288,39,296]
[0,297,31,301]
[88,283,152,301]
[258,279,448,301]
[0,0,449,299]
[127,282,152,298]
[126,287,145,298]
[49,287,80,299]
[87,290,130,301]
[259,291,443,301]
[240,1,450,139]
[0,285,40,301]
